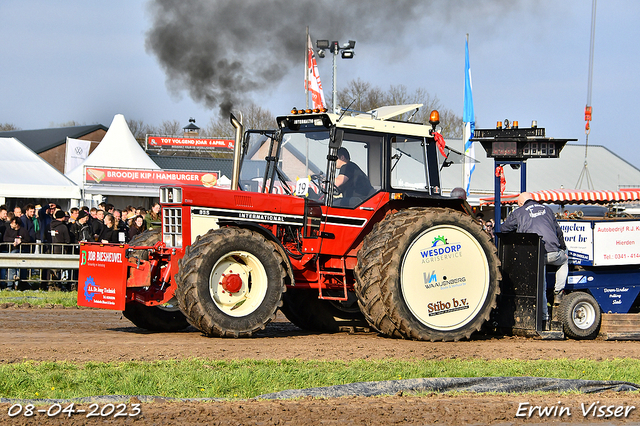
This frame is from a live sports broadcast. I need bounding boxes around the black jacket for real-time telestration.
[501,199,566,253]
[50,219,71,254]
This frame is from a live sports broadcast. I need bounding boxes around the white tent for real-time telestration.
[66,114,160,197]
[0,137,81,201]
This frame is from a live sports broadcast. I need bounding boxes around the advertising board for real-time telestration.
[593,221,640,266]
[84,167,221,188]
[558,220,593,265]
[77,244,128,310]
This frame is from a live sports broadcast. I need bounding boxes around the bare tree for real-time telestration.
[127,119,157,148]
[0,123,20,131]
[49,120,84,127]
[204,102,275,138]
[157,119,182,137]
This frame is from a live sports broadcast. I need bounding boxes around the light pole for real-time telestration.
[316,40,355,113]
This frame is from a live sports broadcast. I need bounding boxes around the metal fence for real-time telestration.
[0,242,80,289]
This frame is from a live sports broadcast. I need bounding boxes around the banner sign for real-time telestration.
[147,136,234,150]
[593,221,640,266]
[64,137,91,174]
[84,167,221,188]
[77,244,128,310]
[559,220,594,265]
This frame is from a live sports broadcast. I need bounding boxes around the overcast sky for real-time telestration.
[2,0,639,172]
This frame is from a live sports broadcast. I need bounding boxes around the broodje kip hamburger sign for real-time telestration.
[84,167,223,188]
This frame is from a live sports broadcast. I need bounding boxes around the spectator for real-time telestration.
[92,209,105,241]
[20,204,37,243]
[128,215,147,240]
[98,214,120,243]
[13,206,22,218]
[50,210,71,286]
[90,207,98,219]
[70,210,92,243]
[68,207,79,224]
[145,203,162,230]
[0,205,7,240]
[113,209,128,242]
[37,203,54,243]
[2,217,30,289]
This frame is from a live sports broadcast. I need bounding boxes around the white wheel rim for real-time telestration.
[572,301,596,330]
[209,251,268,318]
[400,225,491,331]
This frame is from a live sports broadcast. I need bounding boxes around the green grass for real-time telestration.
[1,358,640,400]
[0,290,77,307]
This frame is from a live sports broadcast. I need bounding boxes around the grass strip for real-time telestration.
[1,359,639,400]
[0,290,77,307]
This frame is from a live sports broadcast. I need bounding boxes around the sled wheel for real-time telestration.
[175,227,286,337]
[281,288,369,332]
[122,228,190,332]
[558,291,601,339]
[355,207,501,341]
[122,298,190,332]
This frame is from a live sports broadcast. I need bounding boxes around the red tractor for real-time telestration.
[78,104,500,341]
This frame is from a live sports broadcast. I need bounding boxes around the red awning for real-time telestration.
[480,189,640,206]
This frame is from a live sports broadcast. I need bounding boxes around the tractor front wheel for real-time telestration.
[175,227,287,337]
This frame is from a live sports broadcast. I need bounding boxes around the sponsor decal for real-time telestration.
[427,297,470,316]
[423,270,467,290]
[83,276,117,305]
[420,235,463,264]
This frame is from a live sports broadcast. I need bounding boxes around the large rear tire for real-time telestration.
[281,289,369,332]
[122,228,190,332]
[175,227,287,337]
[558,291,601,339]
[355,207,501,341]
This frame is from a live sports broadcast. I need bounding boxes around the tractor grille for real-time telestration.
[163,208,182,248]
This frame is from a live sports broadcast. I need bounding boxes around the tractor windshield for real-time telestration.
[240,129,327,194]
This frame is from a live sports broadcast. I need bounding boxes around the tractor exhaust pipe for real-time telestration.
[230,113,243,191]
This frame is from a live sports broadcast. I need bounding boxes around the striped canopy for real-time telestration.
[480,189,640,206]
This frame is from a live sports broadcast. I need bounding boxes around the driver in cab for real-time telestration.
[335,147,374,205]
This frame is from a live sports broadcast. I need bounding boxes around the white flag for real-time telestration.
[65,137,91,174]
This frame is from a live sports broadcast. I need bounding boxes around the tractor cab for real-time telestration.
[235,104,463,209]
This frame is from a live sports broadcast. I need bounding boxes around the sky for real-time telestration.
[2,0,639,169]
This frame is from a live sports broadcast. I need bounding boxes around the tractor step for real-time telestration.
[600,313,640,340]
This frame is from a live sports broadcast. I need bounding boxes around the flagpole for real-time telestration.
[462,34,468,188]
[305,26,309,109]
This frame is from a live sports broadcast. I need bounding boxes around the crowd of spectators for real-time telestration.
[0,201,161,290]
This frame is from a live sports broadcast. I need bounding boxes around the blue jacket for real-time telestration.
[20,215,36,242]
[501,199,566,253]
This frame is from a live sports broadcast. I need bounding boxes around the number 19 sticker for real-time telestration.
[295,177,310,197]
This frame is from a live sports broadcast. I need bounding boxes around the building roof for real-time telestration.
[0,124,107,153]
[440,142,640,201]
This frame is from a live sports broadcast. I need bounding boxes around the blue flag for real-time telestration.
[463,38,475,196]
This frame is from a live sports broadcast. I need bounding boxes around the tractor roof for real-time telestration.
[278,104,435,139]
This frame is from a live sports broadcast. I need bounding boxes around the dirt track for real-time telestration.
[1,306,640,424]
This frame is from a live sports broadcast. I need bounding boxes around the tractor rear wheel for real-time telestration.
[355,207,501,341]
[175,227,287,337]
[122,228,190,332]
[281,289,369,332]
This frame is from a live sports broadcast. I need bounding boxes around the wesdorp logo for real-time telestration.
[420,235,463,263]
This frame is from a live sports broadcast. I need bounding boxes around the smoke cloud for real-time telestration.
[145,0,522,118]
